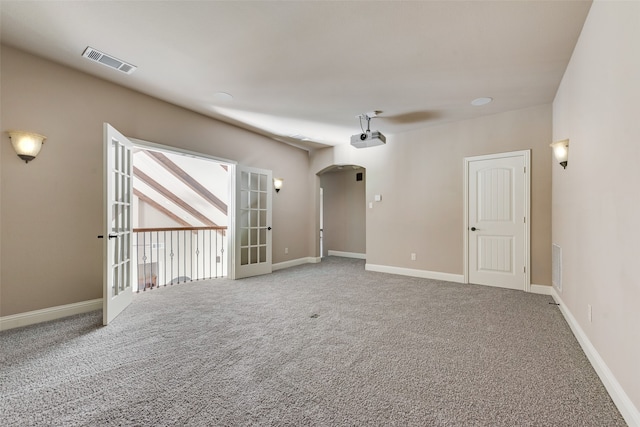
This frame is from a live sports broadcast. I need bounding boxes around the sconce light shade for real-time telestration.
[550,139,569,169]
[273,178,284,193]
[7,130,47,163]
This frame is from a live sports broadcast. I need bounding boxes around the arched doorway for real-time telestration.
[317,165,366,259]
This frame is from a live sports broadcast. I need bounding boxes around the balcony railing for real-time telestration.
[133,226,227,292]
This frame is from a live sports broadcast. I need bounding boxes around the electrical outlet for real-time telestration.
[411,253,416,261]
[285,247,289,255]
[588,304,592,323]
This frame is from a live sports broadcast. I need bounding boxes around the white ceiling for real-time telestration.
[0,1,592,150]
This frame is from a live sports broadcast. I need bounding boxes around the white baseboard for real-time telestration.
[272,257,321,271]
[327,250,366,259]
[0,299,103,331]
[551,289,640,427]
[530,283,553,295]
[365,263,465,283]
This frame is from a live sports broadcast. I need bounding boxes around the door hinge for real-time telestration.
[524,217,526,223]
[524,266,526,273]
[524,166,526,173]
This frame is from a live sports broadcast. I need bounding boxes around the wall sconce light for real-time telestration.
[550,139,569,169]
[273,178,284,193]
[7,130,47,163]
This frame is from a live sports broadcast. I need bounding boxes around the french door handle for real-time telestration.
[470,227,478,231]
[108,234,118,239]
[267,227,272,231]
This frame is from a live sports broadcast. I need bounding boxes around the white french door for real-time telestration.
[232,165,273,279]
[103,124,133,325]
[465,151,530,291]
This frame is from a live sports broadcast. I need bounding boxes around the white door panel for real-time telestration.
[232,165,272,279]
[467,152,529,290]
[103,124,133,325]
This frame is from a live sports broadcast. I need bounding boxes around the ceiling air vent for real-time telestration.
[82,47,137,74]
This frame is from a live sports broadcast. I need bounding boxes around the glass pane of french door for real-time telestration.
[233,165,272,279]
[103,124,133,325]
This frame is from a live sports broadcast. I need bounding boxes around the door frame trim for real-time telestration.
[463,150,531,291]
[129,138,236,166]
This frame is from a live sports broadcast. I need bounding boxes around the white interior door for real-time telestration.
[232,165,272,279]
[466,151,529,291]
[103,124,133,324]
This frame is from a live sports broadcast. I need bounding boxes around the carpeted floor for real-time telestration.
[0,257,626,426]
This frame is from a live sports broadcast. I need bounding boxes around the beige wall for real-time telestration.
[552,0,640,413]
[320,168,366,257]
[0,45,311,316]
[311,104,552,284]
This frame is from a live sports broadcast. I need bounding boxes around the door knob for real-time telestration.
[267,227,272,231]
[470,227,477,231]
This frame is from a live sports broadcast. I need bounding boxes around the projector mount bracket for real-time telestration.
[358,112,378,136]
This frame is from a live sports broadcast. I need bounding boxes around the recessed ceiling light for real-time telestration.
[212,92,233,102]
[471,97,493,106]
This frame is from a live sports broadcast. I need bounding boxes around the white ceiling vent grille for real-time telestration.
[82,47,137,74]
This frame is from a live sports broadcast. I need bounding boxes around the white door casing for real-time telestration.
[319,187,324,257]
[464,151,530,291]
[103,124,134,325]
[231,165,273,279]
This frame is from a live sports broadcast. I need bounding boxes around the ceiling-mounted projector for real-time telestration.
[351,130,386,148]
[350,112,386,148]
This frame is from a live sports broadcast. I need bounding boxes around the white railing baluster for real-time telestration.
[133,227,227,290]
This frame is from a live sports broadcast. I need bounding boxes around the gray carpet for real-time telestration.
[0,257,625,426]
